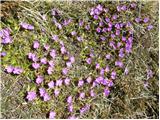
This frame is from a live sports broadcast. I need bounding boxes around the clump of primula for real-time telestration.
[1,1,154,119]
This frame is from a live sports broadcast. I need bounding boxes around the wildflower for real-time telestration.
[107,80,114,87]
[79,92,85,99]
[43,93,51,101]
[50,49,56,58]
[62,68,68,75]
[39,88,46,97]
[122,36,126,41]
[92,81,98,88]
[47,66,53,75]
[61,46,67,54]
[124,67,129,75]
[104,88,110,96]
[13,67,23,74]
[117,42,122,48]
[1,36,12,44]
[100,36,106,41]
[54,89,60,97]
[1,51,7,57]
[115,29,120,36]
[96,4,103,11]
[94,8,100,15]
[56,79,63,87]
[52,35,59,41]
[80,105,90,114]
[86,58,92,64]
[44,44,50,51]
[147,25,153,30]
[77,36,83,42]
[96,27,101,33]
[109,41,116,49]
[108,22,113,28]
[111,33,116,39]
[105,17,110,22]
[64,78,71,85]
[117,5,121,12]
[147,69,153,79]
[121,5,127,11]
[5,66,14,73]
[32,62,40,69]
[102,28,107,32]
[126,21,132,27]
[135,18,141,23]
[68,104,73,112]
[78,80,84,87]
[67,96,72,104]
[49,111,56,119]
[48,81,54,88]
[101,78,108,85]
[66,61,72,68]
[71,31,77,36]
[70,56,75,63]
[40,57,47,64]
[111,71,116,79]
[107,27,112,32]
[119,48,125,58]
[99,21,104,27]
[131,3,137,8]
[85,25,90,30]
[48,60,55,67]
[105,65,110,72]
[36,75,44,84]
[115,60,124,68]
[20,22,34,30]
[104,8,109,13]
[93,15,99,20]
[100,68,105,75]
[28,53,38,62]
[115,23,120,29]
[26,91,37,101]
[79,19,84,26]
[33,40,40,49]
[112,14,118,20]
[86,76,92,83]
[96,63,100,69]
[95,76,104,84]
[90,90,96,97]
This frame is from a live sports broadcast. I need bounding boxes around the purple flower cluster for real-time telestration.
[5,66,23,75]
[0,28,13,44]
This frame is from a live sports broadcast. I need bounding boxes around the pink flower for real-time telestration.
[66,62,72,68]
[54,89,60,97]
[78,80,84,87]
[13,67,23,74]
[52,35,59,41]
[5,66,14,73]
[111,71,116,79]
[100,68,105,75]
[62,68,68,75]
[90,90,96,97]
[20,22,34,30]
[61,46,66,54]
[115,60,124,68]
[67,96,72,104]
[86,76,92,83]
[28,53,38,62]
[86,58,92,64]
[50,49,56,58]
[104,88,110,96]
[79,92,85,99]
[56,79,63,87]
[48,81,54,88]
[47,66,53,75]
[32,62,40,69]
[43,93,51,101]
[105,65,110,72]
[40,57,47,64]
[106,54,111,59]
[96,63,100,69]
[33,40,40,49]
[64,78,71,85]
[36,75,44,84]
[39,88,46,97]
[44,44,50,50]
[49,111,56,119]
[71,31,77,36]
[48,60,55,67]
[68,104,73,112]
[26,91,37,101]
[70,56,75,63]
